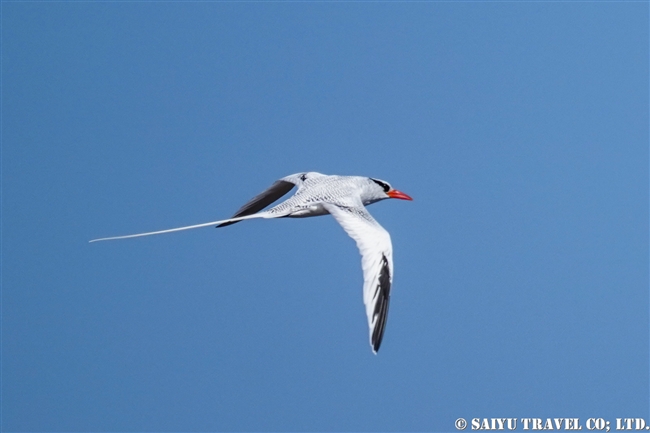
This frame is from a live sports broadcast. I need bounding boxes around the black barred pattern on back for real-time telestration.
[267,175,377,217]
[371,254,391,352]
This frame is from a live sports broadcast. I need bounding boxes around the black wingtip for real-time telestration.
[371,254,391,353]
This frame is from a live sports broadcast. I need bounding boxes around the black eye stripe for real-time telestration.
[371,178,390,192]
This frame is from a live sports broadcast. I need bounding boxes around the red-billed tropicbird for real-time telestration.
[91,172,413,353]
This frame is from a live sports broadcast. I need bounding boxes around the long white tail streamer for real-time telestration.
[89,213,271,243]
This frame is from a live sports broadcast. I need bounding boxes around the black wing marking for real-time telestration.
[371,254,391,352]
[217,180,295,227]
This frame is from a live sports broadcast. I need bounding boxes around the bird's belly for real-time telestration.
[286,204,329,218]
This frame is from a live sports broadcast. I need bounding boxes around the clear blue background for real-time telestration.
[3,2,648,431]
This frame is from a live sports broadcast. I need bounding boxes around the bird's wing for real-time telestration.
[217,179,297,227]
[322,202,393,354]
[217,172,326,227]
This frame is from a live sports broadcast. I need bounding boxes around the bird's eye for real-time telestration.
[300,174,308,181]
[371,178,390,192]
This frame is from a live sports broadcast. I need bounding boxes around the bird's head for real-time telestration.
[366,178,413,203]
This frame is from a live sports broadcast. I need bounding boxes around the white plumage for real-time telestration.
[91,172,412,353]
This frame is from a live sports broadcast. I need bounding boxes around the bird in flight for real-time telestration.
[91,172,412,353]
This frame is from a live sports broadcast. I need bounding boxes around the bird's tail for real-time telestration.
[89,212,271,243]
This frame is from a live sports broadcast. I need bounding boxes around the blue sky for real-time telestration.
[3,2,648,431]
